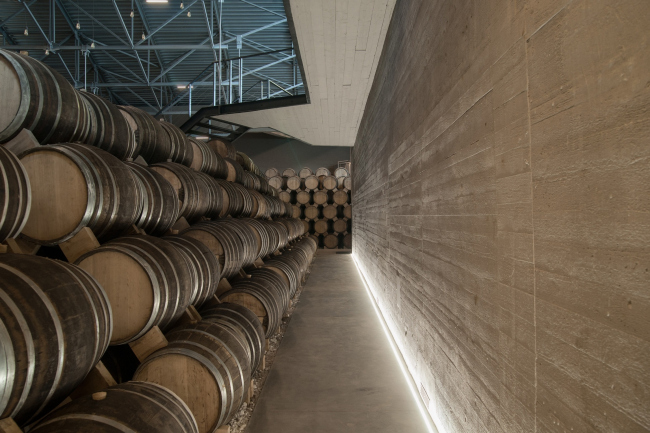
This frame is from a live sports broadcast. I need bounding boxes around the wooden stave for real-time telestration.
[296,190,312,205]
[188,137,224,178]
[281,168,296,177]
[19,143,141,245]
[303,205,320,221]
[118,106,172,164]
[230,183,254,218]
[267,175,286,190]
[125,162,179,236]
[30,381,199,433]
[181,223,245,279]
[248,190,270,219]
[313,190,332,206]
[333,218,348,233]
[0,146,31,242]
[263,259,298,298]
[343,176,352,190]
[78,91,138,160]
[0,255,112,426]
[321,204,338,220]
[221,279,284,337]
[343,204,352,219]
[303,174,319,191]
[209,219,258,268]
[134,320,251,431]
[160,122,194,167]
[194,172,225,219]
[314,219,330,234]
[249,268,292,303]
[320,175,338,191]
[200,302,265,372]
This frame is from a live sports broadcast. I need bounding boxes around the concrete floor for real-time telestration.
[245,250,429,433]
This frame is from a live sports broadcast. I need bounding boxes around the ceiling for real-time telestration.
[0,0,304,115]
[218,0,397,147]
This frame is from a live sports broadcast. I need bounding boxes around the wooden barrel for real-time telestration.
[291,205,302,219]
[301,220,310,234]
[231,182,254,217]
[30,382,199,433]
[320,175,338,191]
[207,138,236,160]
[304,205,320,221]
[282,168,296,177]
[241,218,274,258]
[324,234,339,249]
[267,175,286,190]
[200,302,265,372]
[322,204,338,220]
[188,137,225,178]
[125,162,179,236]
[214,179,241,217]
[303,174,319,191]
[263,258,299,298]
[278,218,304,241]
[278,190,292,203]
[298,167,312,178]
[343,233,352,249]
[78,91,139,160]
[19,143,140,245]
[76,235,193,344]
[286,175,302,191]
[236,151,258,174]
[314,219,329,234]
[334,167,349,178]
[248,189,269,219]
[333,189,349,205]
[267,220,290,250]
[134,321,251,432]
[118,106,171,164]
[0,146,31,243]
[296,190,312,205]
[333,218,348,233]
[315,167,330,177]
[265,167,278,178]
[344,176,352,190]
[313,190,331,205]
[283,201,293,218]
[150,162,211,223]
[181,222,246,279]
[241,171,257,190]
[220,278,286,337]
[0,50,90,145]
[0,255,112,425]
[222,157,244,185]
[211,219,259,267]
[195,172,225,219]
[164,235,220,307]
[160,121,193,167]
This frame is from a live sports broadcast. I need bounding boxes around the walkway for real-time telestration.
[246,250,429,433]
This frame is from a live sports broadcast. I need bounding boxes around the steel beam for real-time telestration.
[136,0,201,45]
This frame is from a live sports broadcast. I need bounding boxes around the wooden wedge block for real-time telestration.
[133,155,148,166]
[254,258,264,268]
[128,326,168,362]
[2,128,39,156]
[215,278,232,297]
[246,379,254,403]
[0,245,7,254]
[238,268,251,279]
[4,237,40,255]
[69,361,117,400]
[265,339,269,352]
[0,418,23,433]
[216,426,230,433]
[171,217,190,232]
[175,306,203,327]
[60,227,100,262]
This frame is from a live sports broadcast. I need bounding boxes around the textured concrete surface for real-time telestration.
[352,1,650,432]
[245,251,428,433]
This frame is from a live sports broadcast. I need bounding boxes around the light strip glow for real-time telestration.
[352,253,445,433]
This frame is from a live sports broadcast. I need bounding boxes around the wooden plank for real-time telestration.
[175,306,203,327]
[59,227,100,263]
[215,278,232,297]
[0,418,23,433]
[171,217,190,232]
[254,258,264,268]
[69,361,117,400]
[1,128,40,156]
[128,326,168,362]
[0,245,7,254]
[216,426,230,433]
[4,237,40,255]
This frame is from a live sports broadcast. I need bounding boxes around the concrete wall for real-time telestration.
[234,133,351,174]
[351,1,650,432]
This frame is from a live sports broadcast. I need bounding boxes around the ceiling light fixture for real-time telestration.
[130,10,134,17]
[76,21,81,30]
[90,42,95,48]
[24,27,28,36]
[142,32,146,40]
[180,2,184,8]
[187,10,191,17]
[45,49,50,55]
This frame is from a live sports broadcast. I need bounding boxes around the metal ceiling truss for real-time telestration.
[1,0,307,119]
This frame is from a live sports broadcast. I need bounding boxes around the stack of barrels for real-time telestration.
[266,166,352,249]
[0,49,317,433]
